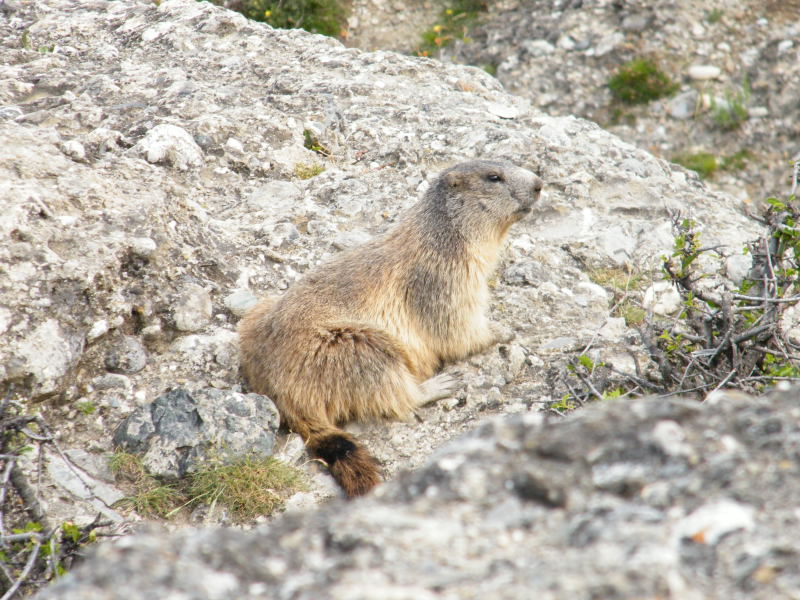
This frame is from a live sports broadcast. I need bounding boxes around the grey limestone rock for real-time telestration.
[132,123,204,170]
[36,387,800,599]
[113,387,280,478]
[104,335,147,374]
[173,283,213,332]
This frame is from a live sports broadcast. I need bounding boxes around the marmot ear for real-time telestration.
[444,171,464,189]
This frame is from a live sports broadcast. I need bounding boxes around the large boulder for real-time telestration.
[35,386,800,599]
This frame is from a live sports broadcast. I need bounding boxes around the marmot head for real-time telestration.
[431,160,543,242]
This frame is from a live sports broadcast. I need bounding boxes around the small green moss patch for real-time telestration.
[294,162,325,179]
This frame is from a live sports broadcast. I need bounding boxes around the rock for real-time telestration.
[113,387,280,478]
[642,281,681,315]
[598,316,628,340]
[61,139,86,161]
[36,388,800,599]
[688,65,723,81]
[173,284,212,332]
[486,101,521,119]
[132,123,203,170]
[86,319,109,341]
[441,0,797,202]
[223,289,258,317]
[129,237,158,258]
[45,450,125,524]
[725,253,751,284]
[676,499,755,545]
[247,180,303,215]
[780,303,800,346]
[0,0,779,594]
[10,319,83,398]
[669,89,699,120]
[169,327,239,371]
[104,335,147,374]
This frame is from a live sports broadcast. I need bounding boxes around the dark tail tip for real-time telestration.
[311,432,381,498]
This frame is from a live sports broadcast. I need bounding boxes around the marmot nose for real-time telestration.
[532,176,543,193]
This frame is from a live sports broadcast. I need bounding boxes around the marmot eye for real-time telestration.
[486,173,503,182]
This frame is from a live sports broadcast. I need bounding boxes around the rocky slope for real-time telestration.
[433,0,800,202]
[0,0,784,596]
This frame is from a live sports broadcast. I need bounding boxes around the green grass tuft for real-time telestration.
[188,455,306,520]
[672,151,718,178]
[109,451,306,521]
[608,58,679,105]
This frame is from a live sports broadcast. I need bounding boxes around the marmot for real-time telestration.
[238,160,543,497]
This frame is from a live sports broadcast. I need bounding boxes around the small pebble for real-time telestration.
[687,64,721,80]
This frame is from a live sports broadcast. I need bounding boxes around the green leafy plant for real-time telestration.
[303,129,330,155]
[672,149,752,179]
[550,394,578,413]
[608,58,679,105]
[236,0,347,37]
[561,160,800,404]
[645,199,800,394]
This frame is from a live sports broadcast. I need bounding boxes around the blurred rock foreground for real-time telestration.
[37,387,800,599]
[0,0,795,597]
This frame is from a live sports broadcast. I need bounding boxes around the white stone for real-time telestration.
[248,180,303,215]
[780,303,800,346]
[225,137,244,153]
[0,307,11,335]
[61,139,86,161]
[134,123,203,170]
[129,237,158,258]
[668,90,699,120]
[15,319,81,396]
[642,281,681,315]
[688,65,721,80]
[725,253,751,284]
[676,499,755,545]
[487,102,521,119]
[45,450,124,524]
[87,319,109,341]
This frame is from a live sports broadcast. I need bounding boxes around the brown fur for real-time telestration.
[238,160,543,497]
